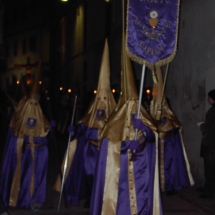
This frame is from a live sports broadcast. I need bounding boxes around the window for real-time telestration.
[29,36,36,52]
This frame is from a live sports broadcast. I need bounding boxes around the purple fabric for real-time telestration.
[67,125,75,135]
[162,129,193,191]
[49,120,56,128]
[64,123,98,205]
[127,0,180,64]
[0,128,17,207]
[17,143,48,207]
[84,141,99,195]
[0,127,48,209]
[129,140,139,150]
[90,138,108,215]
[132,114,155,142]
[90,138,163,215]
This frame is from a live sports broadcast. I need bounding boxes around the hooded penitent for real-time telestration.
[53,39,116,206]
[0,60,50,209]
[89,39,163,215]
[150,65,194,192]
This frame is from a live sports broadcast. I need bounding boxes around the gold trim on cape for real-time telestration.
[178,128,194,186]
[9,137,23,207]
[128,150,138,215]
[101,140,121,215]
[153,132,161,215]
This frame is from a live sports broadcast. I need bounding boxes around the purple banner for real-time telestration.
[126,0,180,67]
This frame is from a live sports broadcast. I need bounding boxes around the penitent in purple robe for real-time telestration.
[1,128,49,209]
[62,123,99,205]
[0,93,50,210]
[90,115,163,215]
[160,128,194,192]
[53,39,116,206]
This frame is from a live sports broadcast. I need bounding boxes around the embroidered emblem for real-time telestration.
[26,118,37,129]
[160,117,167,125]
[149,9,159,34]
[96,109,105,121]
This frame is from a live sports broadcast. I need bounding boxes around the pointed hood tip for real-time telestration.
[120,42,138,103]
[97,39,111,91]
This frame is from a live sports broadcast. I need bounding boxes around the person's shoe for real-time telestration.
[199,193,214,200]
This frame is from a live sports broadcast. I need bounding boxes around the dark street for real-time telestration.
[1,131,214,215]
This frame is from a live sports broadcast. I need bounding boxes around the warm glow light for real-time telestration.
[112,89,116,93]
[105,0,110,2]
[61,0,68,2]
[94,90,97,94]
[68,89,72,93]
[39,81,42,85]
[60,87,63,91]
[146,89,151,94]
[16,80,20,85]
[26,79,31,85]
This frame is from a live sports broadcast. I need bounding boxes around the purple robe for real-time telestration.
[0,127,48,209]
[64,123,99,205]
[90,119,163,215]
[161,128,194,191]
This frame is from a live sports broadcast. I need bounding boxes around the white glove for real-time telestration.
[197,122,204,127]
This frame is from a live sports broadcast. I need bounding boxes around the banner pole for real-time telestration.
[57,95,78,213]
[133,64,146,154]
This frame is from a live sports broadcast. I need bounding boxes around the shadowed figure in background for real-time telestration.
[0,61,52,212]
[150,66,194,195]
[197,89,215,200]
[53,39,116,207]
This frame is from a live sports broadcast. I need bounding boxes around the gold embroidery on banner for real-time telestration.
[126,0,180,68]
[9,137,24,207]
[128,150,138,215]
[159,137,165,191]
[142,26,165,40]
[140,42,164,56]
